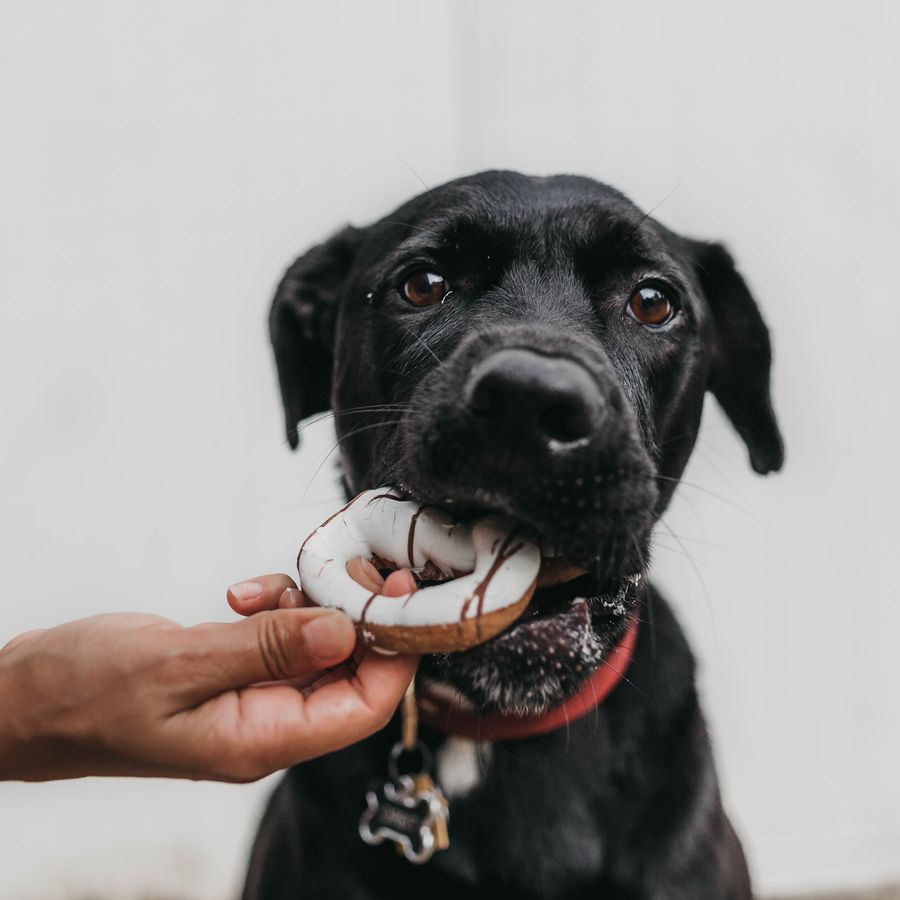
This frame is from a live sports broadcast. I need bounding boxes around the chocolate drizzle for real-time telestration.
[407,505,426,568]
[459,530,525,635]
[359,592,379,628]
[296,496,356,576]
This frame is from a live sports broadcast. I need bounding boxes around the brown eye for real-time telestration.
[627,285,675,327]
[402,270,449,307]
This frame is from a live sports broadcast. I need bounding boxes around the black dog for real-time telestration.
[244,171,783,899]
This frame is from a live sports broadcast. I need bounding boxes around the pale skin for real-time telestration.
[0,560,417,782]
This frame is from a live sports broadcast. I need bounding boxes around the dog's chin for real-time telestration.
[418,571,641,716]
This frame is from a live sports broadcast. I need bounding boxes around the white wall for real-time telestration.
[1,1,897,896]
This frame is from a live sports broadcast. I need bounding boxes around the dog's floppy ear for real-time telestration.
[269,226,362,448]
[690,240,784,474]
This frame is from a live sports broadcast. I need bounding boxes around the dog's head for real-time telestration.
[271,171,782,713]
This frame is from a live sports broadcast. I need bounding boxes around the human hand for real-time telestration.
[0,564,418,782]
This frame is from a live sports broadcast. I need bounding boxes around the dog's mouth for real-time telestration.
[386,489,641,633]
[502,560,592,634]
[389,490,637,664]
[410,550,595,641]
[361,484,645,713]
[478,563,635,661]
[418,551,637,713]
[371,542,596,637]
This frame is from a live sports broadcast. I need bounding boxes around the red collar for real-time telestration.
[416,616,640,741]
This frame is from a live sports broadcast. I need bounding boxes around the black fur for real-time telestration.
[246,171,782,898]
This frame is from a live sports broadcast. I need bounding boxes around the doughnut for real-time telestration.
[297,488,542,653]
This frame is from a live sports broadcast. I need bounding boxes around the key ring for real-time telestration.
[388,740,433,783]
[388,677,433,780]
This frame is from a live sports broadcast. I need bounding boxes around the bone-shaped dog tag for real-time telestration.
[359,774,446,863]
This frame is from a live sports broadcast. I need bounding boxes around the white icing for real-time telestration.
[297,488,540,629]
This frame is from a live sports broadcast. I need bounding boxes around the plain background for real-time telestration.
[1,1,898,897]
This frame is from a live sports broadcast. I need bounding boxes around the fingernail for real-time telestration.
[229,581,263,602]
[346,557,384,592]
[282,587,303,609]
[381,567,417,598]
[303,611,353,660]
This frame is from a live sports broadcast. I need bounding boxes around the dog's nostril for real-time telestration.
[539,400,593,443]
[470,379,507,418]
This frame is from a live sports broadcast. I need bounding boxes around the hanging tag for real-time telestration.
[359,679,450,863]
[359,768,447,863]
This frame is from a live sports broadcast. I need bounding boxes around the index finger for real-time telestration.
[227,574,299,616]
[227,558,400,618]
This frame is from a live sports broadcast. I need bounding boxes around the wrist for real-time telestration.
[0,647,77,781]
[0,653,31,779]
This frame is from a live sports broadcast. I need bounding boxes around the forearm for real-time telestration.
[0,631,123,781]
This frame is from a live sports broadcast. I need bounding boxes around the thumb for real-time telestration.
[177,608,356,703]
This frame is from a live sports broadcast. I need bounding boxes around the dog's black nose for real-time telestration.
[466,349,601,446]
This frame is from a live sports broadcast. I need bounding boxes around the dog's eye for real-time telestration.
[402,270,450,307]
[627,286,675,327]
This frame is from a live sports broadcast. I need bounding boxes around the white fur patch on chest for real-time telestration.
[435,736,492,799]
